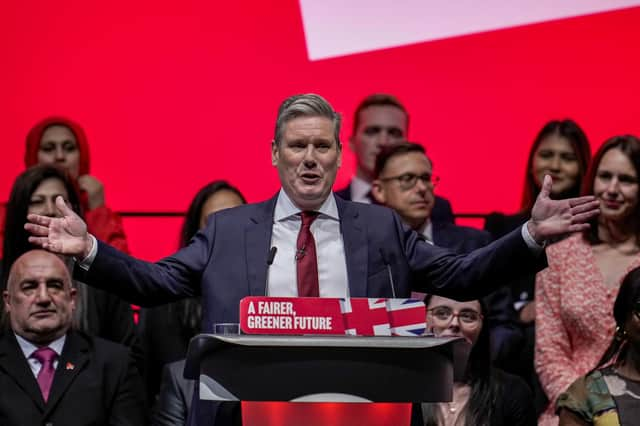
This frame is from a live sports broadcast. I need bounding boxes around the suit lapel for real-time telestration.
[43,331,90,417]
[0,333,46,411]
[336,198,368,297]
[246,195,277,296]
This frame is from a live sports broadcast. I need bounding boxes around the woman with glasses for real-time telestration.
[556,266,640,425]
[415,294,535,426]
[536,135,640,426]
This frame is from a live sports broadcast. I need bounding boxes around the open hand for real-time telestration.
[25,196,93,258]
[528,175,600,243]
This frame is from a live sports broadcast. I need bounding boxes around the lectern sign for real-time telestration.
[239,297,426,336]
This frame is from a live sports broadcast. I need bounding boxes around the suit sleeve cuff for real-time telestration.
[75,234,98,271]
[521,222,545,254]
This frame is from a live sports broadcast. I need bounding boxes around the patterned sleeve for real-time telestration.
[535,259,582,405]
[557,371,619,425]
[557,375,593,421]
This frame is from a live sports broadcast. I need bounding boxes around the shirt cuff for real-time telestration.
[75,234,98,271]
[521,222,545,254]
[514,301,528,312]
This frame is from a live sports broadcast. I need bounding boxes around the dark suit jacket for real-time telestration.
[432,221,491,254]
[335,182,455,224]
[152,359,194,426]
[76,194,545,425]
[139,301,195,403]
[0,330,146,426]
[76,194,544,319]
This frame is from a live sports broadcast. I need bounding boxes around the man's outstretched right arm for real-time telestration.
[26,195,202,306]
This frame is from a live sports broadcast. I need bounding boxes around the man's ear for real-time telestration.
[3,290,10,314]
[371,180,385,204]
[69,287,77,311]
[271,140,279,166]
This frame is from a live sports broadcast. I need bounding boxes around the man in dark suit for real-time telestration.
[335,93,454,223]
[370,142,490,254]
[370,142,522,356]
[0,250,145,426]
[26,94,599,425]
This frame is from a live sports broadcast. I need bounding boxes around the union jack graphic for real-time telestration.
[339,298,426,336]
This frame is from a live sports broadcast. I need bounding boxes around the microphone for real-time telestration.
[267,246,278,266]
[264,247,278,296]
[380,249,396,298]
[295,245,305,261]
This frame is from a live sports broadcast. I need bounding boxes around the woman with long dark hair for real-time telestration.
[483,119,591,415]
[416,294,535,426]
[536,135,640,426]
[141,180,246,423]
[487,119,592,237]
[0,165,140,362]
[557,266,640,425]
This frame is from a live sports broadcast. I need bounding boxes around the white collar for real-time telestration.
[15,332,66,360]
[350,175,372,202]
[274,189,340,221]
[418,219,434,243]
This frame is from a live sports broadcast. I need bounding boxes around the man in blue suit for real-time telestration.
[370,142,522,363]
[370,142,490,254]
[26,94,599,425]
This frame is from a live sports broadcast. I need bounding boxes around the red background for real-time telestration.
[2,1,640,263]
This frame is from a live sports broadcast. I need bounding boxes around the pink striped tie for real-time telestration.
[31,347,57,402]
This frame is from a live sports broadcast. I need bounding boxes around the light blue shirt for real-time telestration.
[15,333,66,378]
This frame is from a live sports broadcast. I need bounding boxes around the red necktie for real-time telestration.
[296,211,319,297]
[31,347,57,402]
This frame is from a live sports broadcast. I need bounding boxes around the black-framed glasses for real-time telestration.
[428,306,483,325]
[379,173,440,190]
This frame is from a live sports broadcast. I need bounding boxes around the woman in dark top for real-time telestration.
[0,165,141,365]
[414,294,535,426]
[140,180,246,411]
[483,119,591,413]
[557,266,640,426]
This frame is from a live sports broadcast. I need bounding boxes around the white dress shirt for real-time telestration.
[349,175,372,204]
[418,220,434,244]
[15,333,65,378]
[268,189,350,297]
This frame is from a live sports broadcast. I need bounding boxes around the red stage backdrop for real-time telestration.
[2,1,640,261]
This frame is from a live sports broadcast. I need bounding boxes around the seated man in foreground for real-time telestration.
[0,250,146,426]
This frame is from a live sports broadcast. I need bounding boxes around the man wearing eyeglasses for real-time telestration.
[371,142,490,253]
[372,142,525,371]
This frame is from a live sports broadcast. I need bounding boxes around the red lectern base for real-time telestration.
[242,402,412,426]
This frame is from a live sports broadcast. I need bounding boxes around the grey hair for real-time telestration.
[273,94,342,148]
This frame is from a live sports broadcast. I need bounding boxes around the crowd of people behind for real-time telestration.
[1,93,639,426]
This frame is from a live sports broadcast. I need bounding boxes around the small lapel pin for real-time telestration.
[65,362,74,370]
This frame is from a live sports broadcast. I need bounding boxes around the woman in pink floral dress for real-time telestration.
[535,135,640,426]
